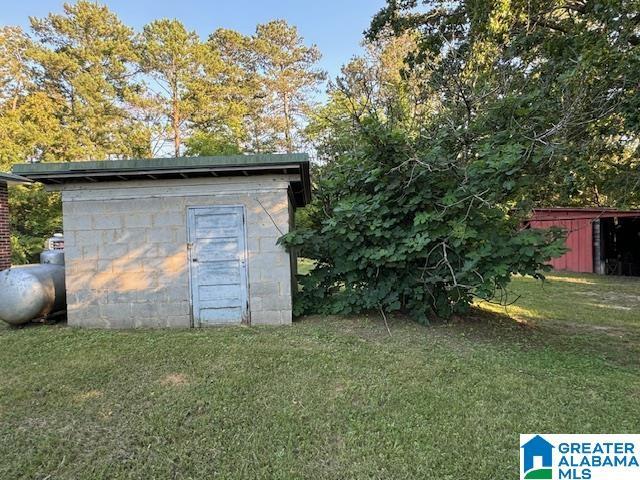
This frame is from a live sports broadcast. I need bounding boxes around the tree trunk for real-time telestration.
[283,92,292,153]
[173,108,180,157]
[172,81,181,157]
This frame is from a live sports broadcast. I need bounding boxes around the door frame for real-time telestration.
[186,205,250,327]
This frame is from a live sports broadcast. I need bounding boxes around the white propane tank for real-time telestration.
[0,265,66,325]
[40,250,65,266]
[0,239,66,326]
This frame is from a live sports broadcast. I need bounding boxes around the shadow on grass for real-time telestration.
[297,306,640,370]
[456,307,640,369]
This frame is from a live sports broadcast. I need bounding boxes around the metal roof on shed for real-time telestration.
[0,172,32,185]
[532,207,640,220]
[12,154,311,207]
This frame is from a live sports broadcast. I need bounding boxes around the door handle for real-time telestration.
[192,258,198,262]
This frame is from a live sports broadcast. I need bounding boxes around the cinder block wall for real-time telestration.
[58,176,294,328]
[0,181,10,270]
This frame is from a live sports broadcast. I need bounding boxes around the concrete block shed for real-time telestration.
[13,154,311,328]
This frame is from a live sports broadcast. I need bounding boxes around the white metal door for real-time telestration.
[188,206,248,326]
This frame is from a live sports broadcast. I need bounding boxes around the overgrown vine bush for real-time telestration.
[280,123,566,322]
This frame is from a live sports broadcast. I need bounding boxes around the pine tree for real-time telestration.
[28,0,148,161]
[252,20,325,153]
[139,19,206,157]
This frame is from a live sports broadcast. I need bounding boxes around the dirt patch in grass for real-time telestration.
[159,373,190,387]
[73,389,103,402]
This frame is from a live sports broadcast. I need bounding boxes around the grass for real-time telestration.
[476,272,640,365]
[1,272,639,479]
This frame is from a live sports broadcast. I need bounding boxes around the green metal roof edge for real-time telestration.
[0,172,33,184]
[12,153,309,174]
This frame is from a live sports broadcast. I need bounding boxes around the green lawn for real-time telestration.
[1,272,639,479]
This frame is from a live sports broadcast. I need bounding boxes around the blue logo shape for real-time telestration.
[521,435,554,479]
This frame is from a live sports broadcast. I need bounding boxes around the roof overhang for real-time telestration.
[0,172,33,186]
[532,207,640,220]
[12,154,311,207]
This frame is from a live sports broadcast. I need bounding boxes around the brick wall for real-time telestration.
[59,176,294,328]
[0,181,10,270]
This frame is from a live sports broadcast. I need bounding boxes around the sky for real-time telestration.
[1,0,388,85]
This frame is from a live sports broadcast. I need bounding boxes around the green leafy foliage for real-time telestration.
[0,5,324,260]
[9,184,61,264]
[252,20,326,153]
[139,18,209,157]
[27,1,150,161]
[0,4,325,164]
[284,0,640,320]
[368,0,640,207]
[281,120,566,320]
[184,131,241,156]
[291,27,568,320]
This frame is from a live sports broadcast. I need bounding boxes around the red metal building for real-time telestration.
[529,208,640,275]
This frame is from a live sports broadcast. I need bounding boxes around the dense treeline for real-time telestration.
[283,0,640,319]
[0,1,324,168]
[3,0,639,319]
[0,1,324,262]
[0,0,324,169]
